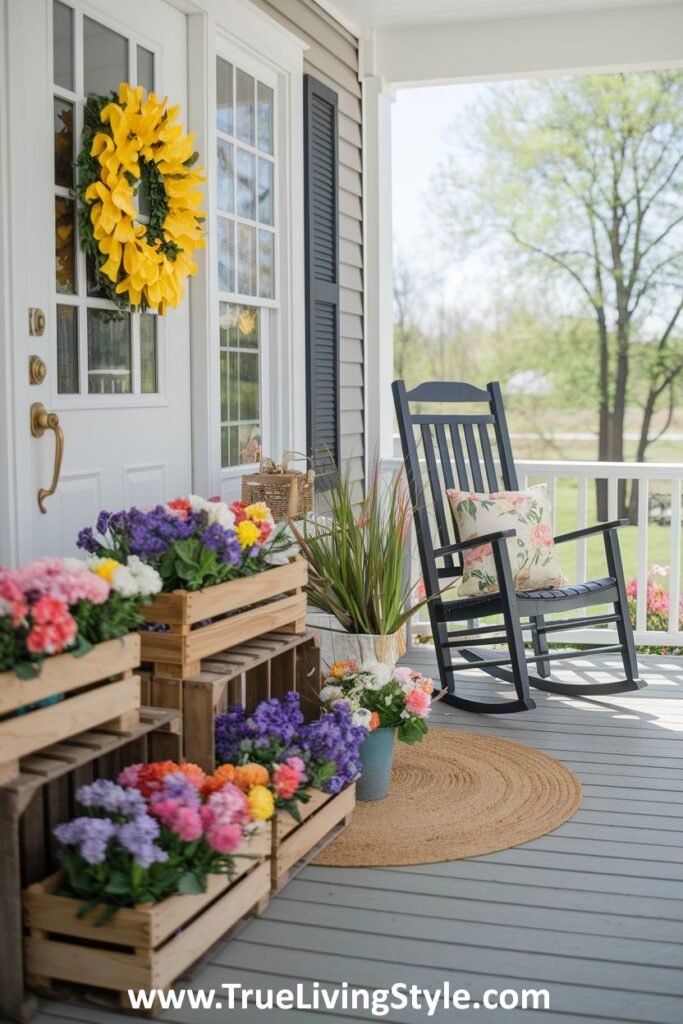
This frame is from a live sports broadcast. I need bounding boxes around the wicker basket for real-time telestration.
[242,457,314,521]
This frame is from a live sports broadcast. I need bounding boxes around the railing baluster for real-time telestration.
[577,477,587,582]
[636,479,649,633]
[669,478,681,634]
[607,476,618,522]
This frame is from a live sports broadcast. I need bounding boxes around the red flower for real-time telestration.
[167,497,192,519]
[229,500,247,525]
[26,595,77,655]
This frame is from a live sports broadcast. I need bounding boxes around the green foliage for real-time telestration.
[290,462,427,635]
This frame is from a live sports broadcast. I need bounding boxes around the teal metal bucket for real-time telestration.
[356,727,396,801]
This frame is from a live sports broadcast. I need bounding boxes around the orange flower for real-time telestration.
[369,711,380,731]
[203,763,236,795]
[329,660,358,679]
[176,762,207,790]
[234,763,270,791]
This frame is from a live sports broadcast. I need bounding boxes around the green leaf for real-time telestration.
[15,660,40,680]
[177,871,205,895]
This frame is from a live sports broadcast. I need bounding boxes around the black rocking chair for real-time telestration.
[393,379,645,714]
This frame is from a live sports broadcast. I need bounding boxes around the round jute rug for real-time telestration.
[315,728,581,867]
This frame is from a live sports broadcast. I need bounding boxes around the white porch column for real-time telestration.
[361,68,395,466]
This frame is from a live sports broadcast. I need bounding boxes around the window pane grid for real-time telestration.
[52,1,159,399]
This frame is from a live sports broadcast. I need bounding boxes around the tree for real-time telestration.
[433,72,683,517]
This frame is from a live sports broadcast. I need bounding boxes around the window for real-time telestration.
[216,54,276,469]
[52,1,159,398]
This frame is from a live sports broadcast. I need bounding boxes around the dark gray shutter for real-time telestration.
[304,74,340,484]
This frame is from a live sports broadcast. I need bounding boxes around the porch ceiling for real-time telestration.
[326,0,680,30]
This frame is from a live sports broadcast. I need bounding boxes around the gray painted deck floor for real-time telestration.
[35,651,683,1024]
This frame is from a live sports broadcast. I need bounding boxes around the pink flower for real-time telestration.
[392,666,414,685]
[16,558,109,605]
[173,806,203,842]
[25,595,77,655]
[0,569,28,626]
[273,761,304,799]
[201,783,251,830]
[205,822,243,854]
[404,687,431,717]
[463,543,490,567]
[117,764,143,787]
[528,523,553,549]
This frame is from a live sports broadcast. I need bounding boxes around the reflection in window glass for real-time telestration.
[55,197,76,294]
[53,1,74,91]
[257,82,273,154]
[258,230,274,299]
[137,45,154,92]
[84,16,128,97]
[236,69,254,145]
[236,149,256,220]
[237,224,256,296]
[87,309,132,394]
[216,58,233,135]
[219,303,261,467]
[217,217,234,293]
[56,305,79,394]
[257,158,273,225]
[217,140,234,214]
[54,98,74,188]
[140,314,158,393]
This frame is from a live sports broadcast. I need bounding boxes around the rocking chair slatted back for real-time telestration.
[393,379,519,598]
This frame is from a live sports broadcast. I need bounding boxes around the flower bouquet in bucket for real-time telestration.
[320,661,436,801]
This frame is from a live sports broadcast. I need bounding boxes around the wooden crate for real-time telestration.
[0,635,142,786]
[139,558,308,679]
[179,631,321,770]
[0,706,181,1024]
[271,783,356,892]
[23,832,270,1012]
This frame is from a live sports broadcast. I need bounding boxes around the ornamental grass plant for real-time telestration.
[289,462,425,636]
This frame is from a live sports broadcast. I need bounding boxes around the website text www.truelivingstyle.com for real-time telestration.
[127,981,551,1016]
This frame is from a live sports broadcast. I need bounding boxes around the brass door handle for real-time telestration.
[30,403,64,513]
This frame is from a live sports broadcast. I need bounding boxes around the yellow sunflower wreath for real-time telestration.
[78,83,204,314]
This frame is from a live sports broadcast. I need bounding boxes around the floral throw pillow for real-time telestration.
[446,484,567,597]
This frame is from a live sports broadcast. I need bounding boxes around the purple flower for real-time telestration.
[200,523,241,566]
[117,815,168,868]
[154,771,201,807]
[54,816,117,864]
[76,779,146,818]
[299,702,365,793]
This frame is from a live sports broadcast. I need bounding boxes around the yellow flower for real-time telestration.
[92,558,121,584]
[247,785,274,822]
[236,519,260,549]
[244,502,270,524]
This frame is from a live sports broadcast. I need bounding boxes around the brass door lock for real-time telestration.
[30,403,64,513]
[29,355,47,385]
[28,308,46,336]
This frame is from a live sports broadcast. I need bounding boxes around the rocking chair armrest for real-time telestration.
[434,529,517,559]
[553,519,630,545]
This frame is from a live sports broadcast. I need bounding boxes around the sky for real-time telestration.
[391,82,500,314]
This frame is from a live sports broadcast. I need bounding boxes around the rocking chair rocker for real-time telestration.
[393,379,645,714]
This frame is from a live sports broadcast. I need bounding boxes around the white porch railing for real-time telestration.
[386,451,683,649]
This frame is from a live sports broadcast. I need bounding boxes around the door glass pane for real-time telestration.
[236,150,255,220]
[87,309,132,394]
[53,1,74,91]
[137,45,154,92]
[258,230,274,299]
[219,303,261,468]
[235,69,254,145]
[54,98,73,188]
[55,197,76,294]
[84,16,128,97]
[257,82,273,154]
[56,304,79,394]
[216,58,233,136]
[140,314,158,393]
[237,306,258,347]
[239,351,259,420]
[217,217,234,292]
[237,224,256,295]
[217,140,234,214]
[257,158,273,225]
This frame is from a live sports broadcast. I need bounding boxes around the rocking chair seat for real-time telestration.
[516,576,616,601]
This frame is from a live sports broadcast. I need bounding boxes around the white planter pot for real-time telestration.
[307,613,404,671]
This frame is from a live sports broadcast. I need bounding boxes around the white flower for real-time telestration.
[360,661,392,687]
[63,557,89,573]
[110,564,138,598]
[320,684,344,703]
[206,501,236,531]
[384,695,393,706]
[352,708,373,728]
[125,556,162,597]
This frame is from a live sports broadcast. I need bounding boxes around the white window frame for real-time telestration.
[186,0,306,501]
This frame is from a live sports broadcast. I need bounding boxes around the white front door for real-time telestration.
[5,0,192,562]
